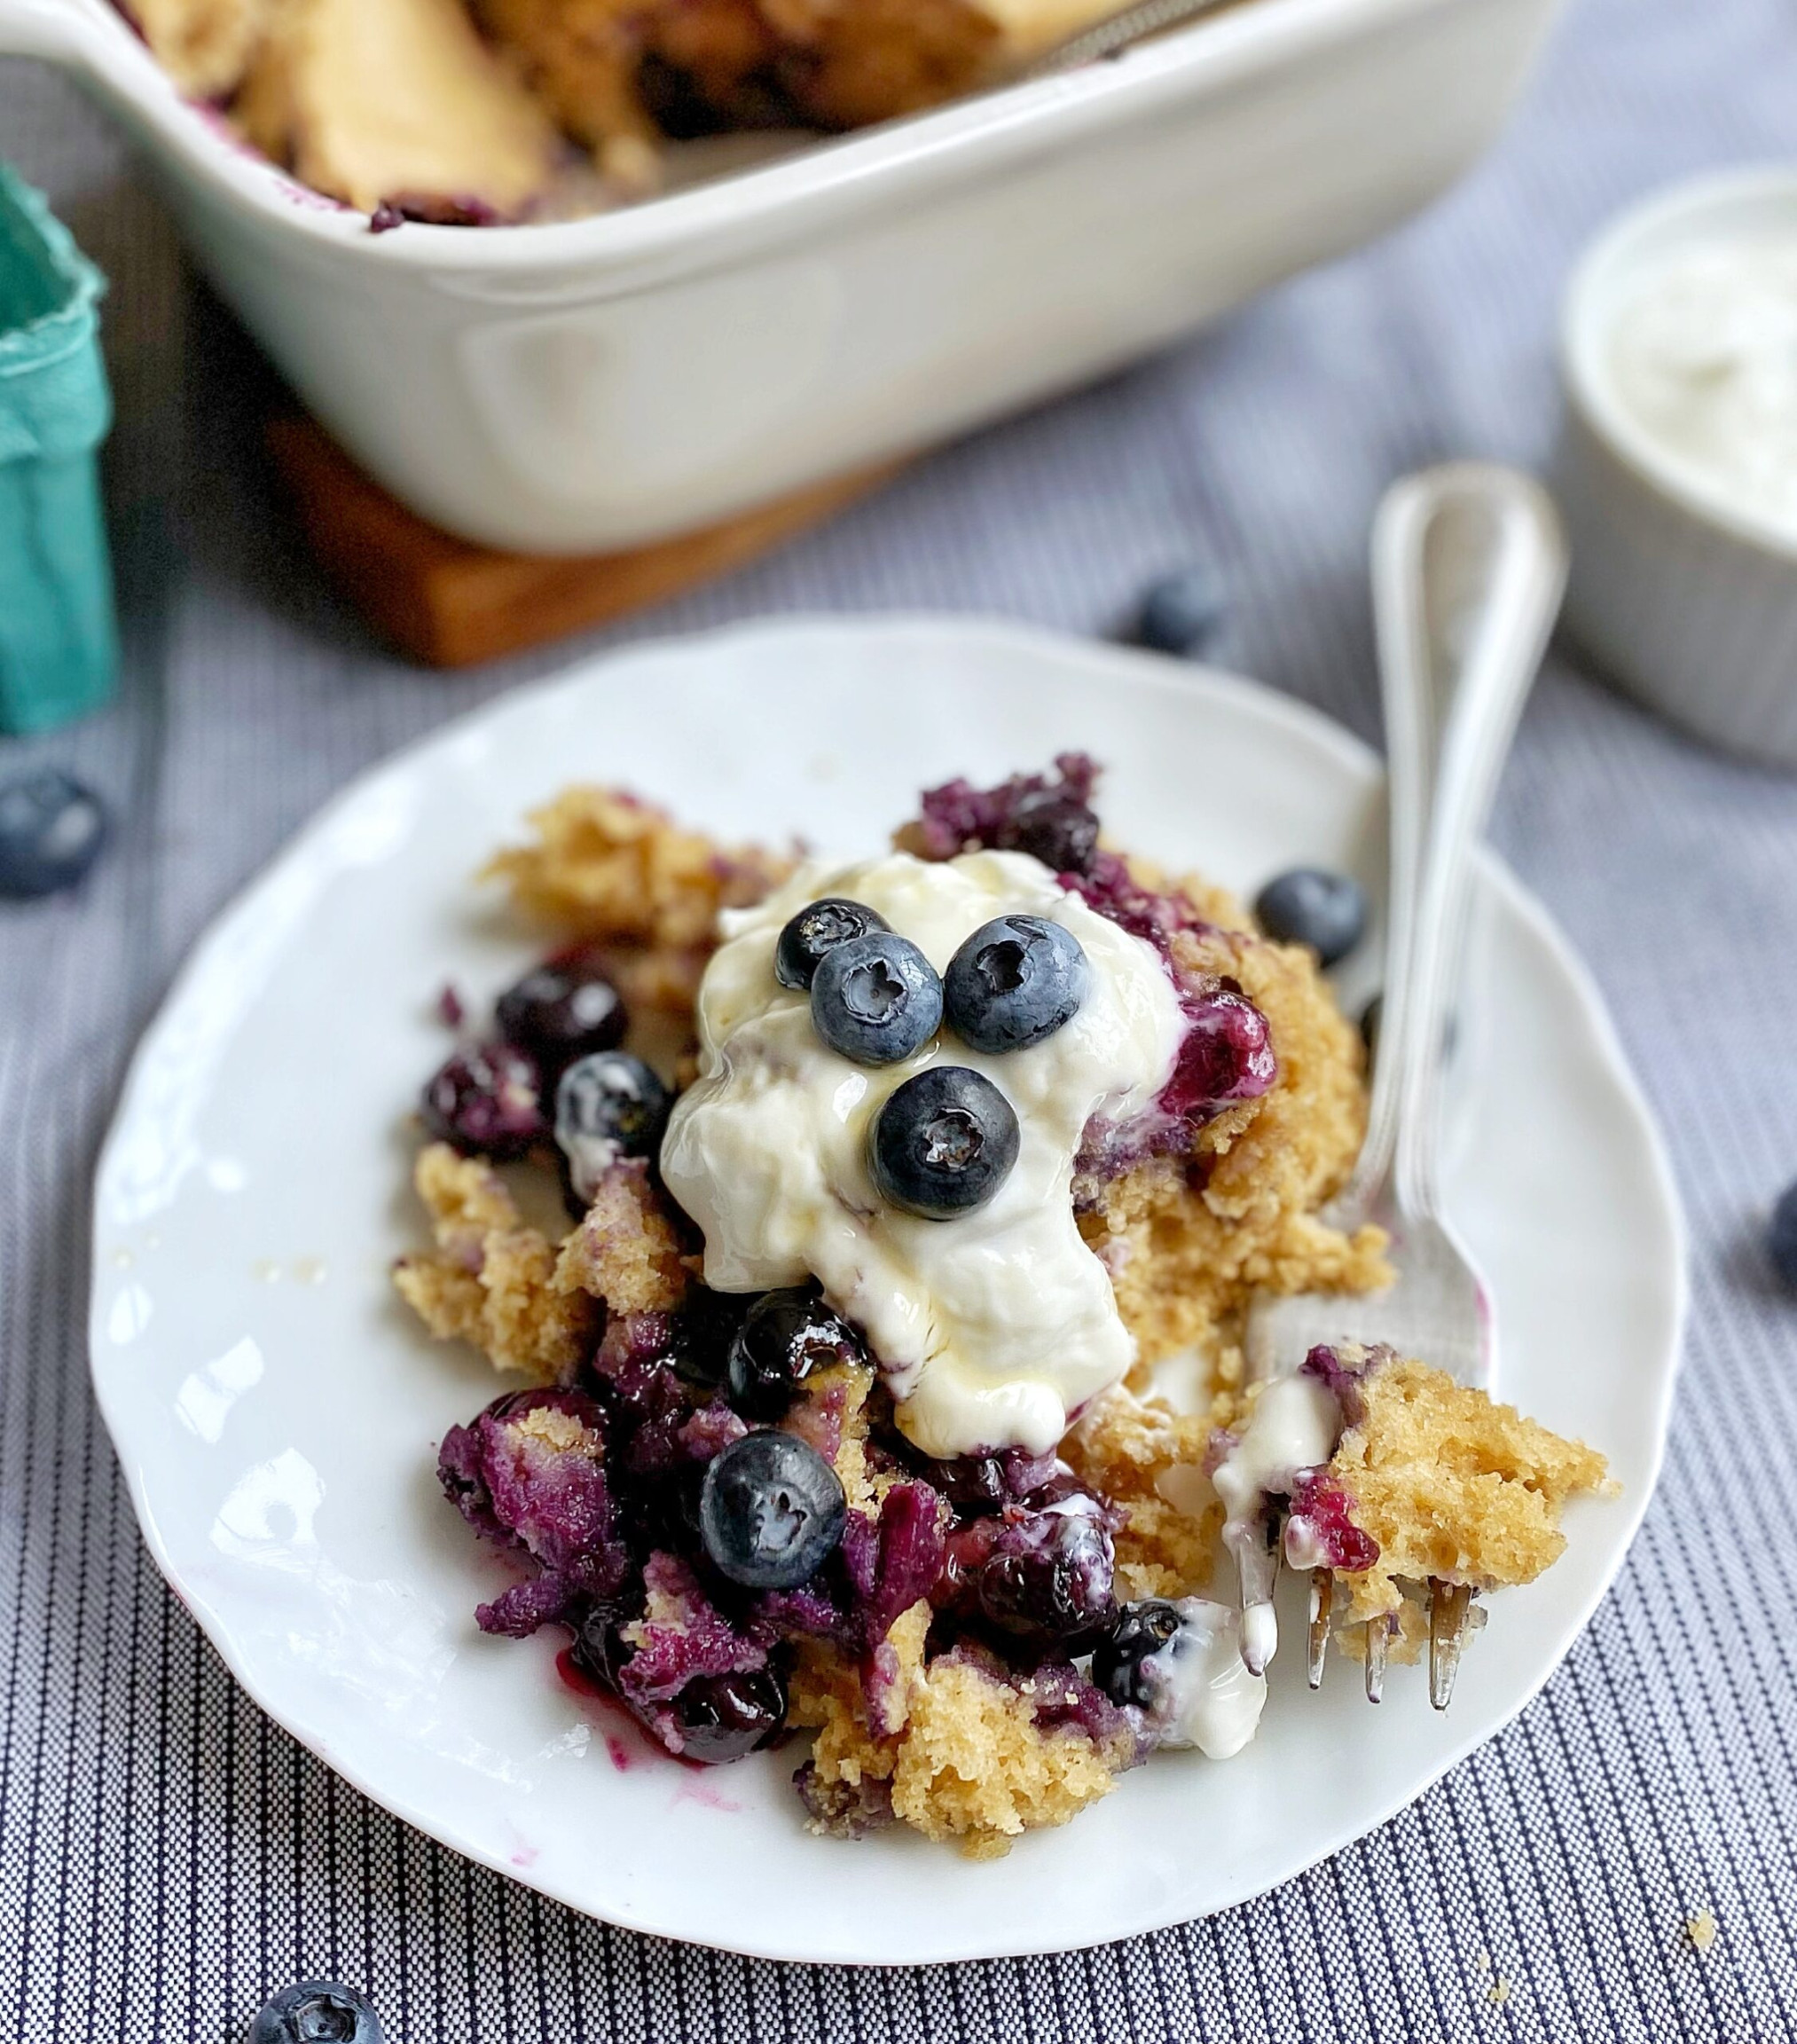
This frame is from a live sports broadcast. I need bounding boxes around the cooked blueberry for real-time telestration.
[870,1067,1018,1218]
[1135,566,1227,658]
[247,1980,384,2044]
[1160,987,1277,1120]
[699,1431,847,1589]
[727,1287,866,1420]
[0,766,106,899]
[810,931,942,1065]
[1253,868,1368,966]
[420,1042,543,1158]
[555,1050,671,1199]
[938,1495,1117,1651]
[671,1663,789,1764]
[666,1287,751,1389]
[945,915,1088,1054]
[1090,1598,1185,1710]
[496,948,626,1074]
[999,790,1100,877]
[1771,1181,1797,1293]
[775,897,891,991]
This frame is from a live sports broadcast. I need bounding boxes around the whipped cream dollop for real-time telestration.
[660,849,1184,1458]
[1606,228,1797,539]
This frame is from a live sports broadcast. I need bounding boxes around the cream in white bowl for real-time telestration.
[1558,167,1797,768]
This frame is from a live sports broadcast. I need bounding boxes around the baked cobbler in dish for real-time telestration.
[396,759,1609,1855]
[123,0,1149,219]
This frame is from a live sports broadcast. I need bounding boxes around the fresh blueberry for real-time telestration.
[699,1430,847,1590]
[1090,1598,1185,1710]
[810,931,943,1065]
[246,1980,384,2044]
[938,1493,1117,1651]
[1134,567,1227,658]
[671,1663,789,1763]
[999,790,1100,877]
[870,1066,1019,1218]
[727,1287,866,1420]
[1253,868,1368,967]
[555,1050,671,1199]
[0,766,106,899]
[1770,1182,1797,1292]
[775,897,891,991]
[945,914,1088,1054]
[496,948,626,1075]
[420,1042,544,1158]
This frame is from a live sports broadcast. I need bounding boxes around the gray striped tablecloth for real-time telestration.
[4,0,1796,2034]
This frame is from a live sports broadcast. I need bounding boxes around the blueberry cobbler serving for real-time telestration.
[396,759,1611,1856]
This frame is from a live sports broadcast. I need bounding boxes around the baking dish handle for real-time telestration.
[0,0,99,64]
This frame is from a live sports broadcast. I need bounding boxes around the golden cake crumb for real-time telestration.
[511,1403,595,1454]
[790,1607,1126,1858]
[1686,1908,1718,1954]
[135,0,270,96]
[236,0,561,215]
[483,785,791,951]
[553,1160,690,1317]
[394,1144,597,1384]
[1330,1356,1613,1623]
[1065,1390,1220,1601]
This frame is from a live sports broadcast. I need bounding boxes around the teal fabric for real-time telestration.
[0,163,115,735]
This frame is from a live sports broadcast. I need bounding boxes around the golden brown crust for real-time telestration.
[393,1144,598,1384]
[236,0,560,215]
[482,785,791,952]
[135,0,271,97]
[789,1605,1124,1858]
[1331,1356,1613,1623]
[475,0,1000,164]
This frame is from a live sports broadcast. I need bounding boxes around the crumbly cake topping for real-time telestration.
[1328,1354,1613,1622]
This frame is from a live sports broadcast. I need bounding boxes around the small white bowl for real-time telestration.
[1557,167,1797,769]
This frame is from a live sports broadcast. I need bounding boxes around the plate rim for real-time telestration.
[88,612,1688,1963]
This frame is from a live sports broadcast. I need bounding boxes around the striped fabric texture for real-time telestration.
[2,0,1795,2034]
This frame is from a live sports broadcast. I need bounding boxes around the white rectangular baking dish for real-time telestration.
[2,0,1562,553]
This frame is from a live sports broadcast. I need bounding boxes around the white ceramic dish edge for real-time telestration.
[88,616,1684,1962]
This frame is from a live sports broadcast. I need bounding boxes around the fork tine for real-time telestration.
[1307,1568,1332,1688]
[1363,1615,1393,1702]
[1428,1580,1477,1710]
[1234,1514,1281,1676]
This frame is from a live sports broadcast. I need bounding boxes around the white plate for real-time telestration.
[90,617,1683,1966]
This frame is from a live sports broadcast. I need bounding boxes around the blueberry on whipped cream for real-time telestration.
[660,847,1187,1458]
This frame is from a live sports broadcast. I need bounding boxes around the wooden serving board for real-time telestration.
[266,416,901,669]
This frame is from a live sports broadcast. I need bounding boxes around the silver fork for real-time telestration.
[1240,462,1569,1707]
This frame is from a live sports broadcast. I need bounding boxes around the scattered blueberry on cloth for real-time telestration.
[0,766,106,898]
[246,1980,384,2044]
[0,165,116,736]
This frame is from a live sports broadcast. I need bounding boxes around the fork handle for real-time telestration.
[1344,464,1567,1222]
